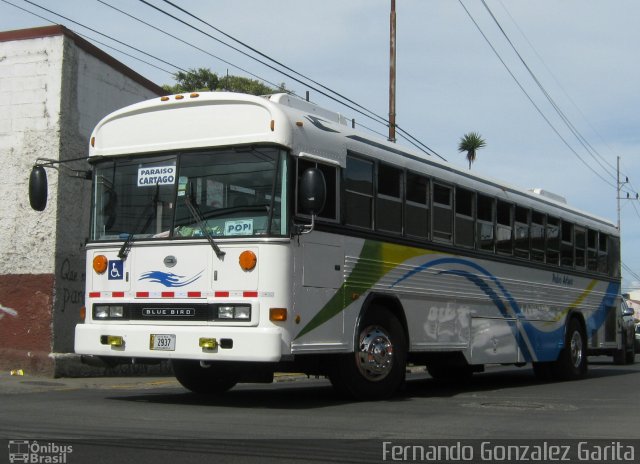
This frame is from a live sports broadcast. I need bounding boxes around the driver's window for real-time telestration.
[296,158,338,221]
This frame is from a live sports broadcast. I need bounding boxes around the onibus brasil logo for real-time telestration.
[8,440,73,463]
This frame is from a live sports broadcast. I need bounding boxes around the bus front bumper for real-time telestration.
[75,324,283,362]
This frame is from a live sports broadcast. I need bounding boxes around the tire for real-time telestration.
[551,318,588,380]
[614,348,627,365]
[172,360,238,394]
[625,341,636,364]
[329,306,407,400]
[614,333,636,365]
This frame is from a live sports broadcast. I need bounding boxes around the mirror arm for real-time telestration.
[35,157,92,180]
[293,214,316,236]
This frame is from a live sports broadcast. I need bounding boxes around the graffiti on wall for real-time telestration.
[58,257,85,312]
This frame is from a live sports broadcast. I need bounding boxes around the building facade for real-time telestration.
[0,25,163,375]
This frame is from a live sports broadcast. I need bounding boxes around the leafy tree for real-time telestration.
[162,67,284,96]
[458,132,487,170]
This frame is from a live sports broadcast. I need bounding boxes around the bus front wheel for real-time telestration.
[329,306,407,401]
[172,360,238,394]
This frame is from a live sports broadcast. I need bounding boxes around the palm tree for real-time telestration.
[458,132,487,170]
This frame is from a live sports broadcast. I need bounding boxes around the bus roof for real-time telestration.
[89,91,617,233]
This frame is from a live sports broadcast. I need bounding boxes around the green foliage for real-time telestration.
[162,67,285,96]
[458,132,487,169]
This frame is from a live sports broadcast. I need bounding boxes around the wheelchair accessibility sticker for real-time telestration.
[108,260,124,280]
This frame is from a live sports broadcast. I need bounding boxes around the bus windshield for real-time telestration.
[91,147,288,241]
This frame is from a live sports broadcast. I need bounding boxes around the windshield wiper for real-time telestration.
[182,193,225,260]
[118,184,160,260]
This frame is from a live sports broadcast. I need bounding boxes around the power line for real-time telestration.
[496,0,621,178]
[480,0,618,185]
[19,0,190,73]
[136,0,384,126]
[95,0,288,92]
[1,0,177,75]
[139,0,447,160]
[158,0,388,128]
[2,0,445,158]
[458,0,616,189]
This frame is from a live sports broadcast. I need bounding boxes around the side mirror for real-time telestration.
[299,168,326,216]
[29,165,48,211]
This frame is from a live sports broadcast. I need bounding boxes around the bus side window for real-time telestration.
[547,216,560,265]
[376,163,403,234]
[587,229,598,271]
[455,187,475,248]
[531,211,545,262]
[575,226,586,268]
[598,233,609,274]
[561,220,574,267]
[297,158,338,221]
[476,194,495,253]
[318,164,338,221]
[496,200,513,255]
[514,206,530,260]
[405,171,429,239]
[432,183,453,243]
[608,235,620,278]
[345,155,373,229]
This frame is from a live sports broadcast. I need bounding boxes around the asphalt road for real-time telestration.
[1,357,638,463]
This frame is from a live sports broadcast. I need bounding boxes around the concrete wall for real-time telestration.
[0,26,163,375]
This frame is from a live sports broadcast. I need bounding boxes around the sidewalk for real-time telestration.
[0,370,315,395]
[0,371,181,395]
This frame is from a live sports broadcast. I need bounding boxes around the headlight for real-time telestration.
[110,305,124,318]
[218,306,235,319]
[95,305,109,319]
[94,305,125,319]
[216,305,251,320]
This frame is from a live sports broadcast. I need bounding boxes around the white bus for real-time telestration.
[30,92,632,400]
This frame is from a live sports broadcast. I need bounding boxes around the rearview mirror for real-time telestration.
[29,165,48,211]
[299,168,326,216]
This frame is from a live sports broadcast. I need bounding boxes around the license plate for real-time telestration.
[150,334,176,351]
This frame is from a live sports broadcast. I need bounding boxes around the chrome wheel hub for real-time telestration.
[570,331,583,369]
[356,325,394,381]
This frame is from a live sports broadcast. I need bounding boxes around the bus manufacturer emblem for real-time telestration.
[164,255,177,268]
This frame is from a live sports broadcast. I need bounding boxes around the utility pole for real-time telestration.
[616,156,640,288]
[388,0,397,142]
[617,155,623,230]
[617,155,638,230]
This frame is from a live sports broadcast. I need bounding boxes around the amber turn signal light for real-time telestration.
[93,255,108,274]
[239,250,257,271]
[270,308,287,322]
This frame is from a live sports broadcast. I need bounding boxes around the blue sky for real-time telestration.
[2,0,639,290]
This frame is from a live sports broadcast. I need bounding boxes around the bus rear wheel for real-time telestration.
[172,360,238,394]
[329,306,406,401]
[551,318,588,380]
